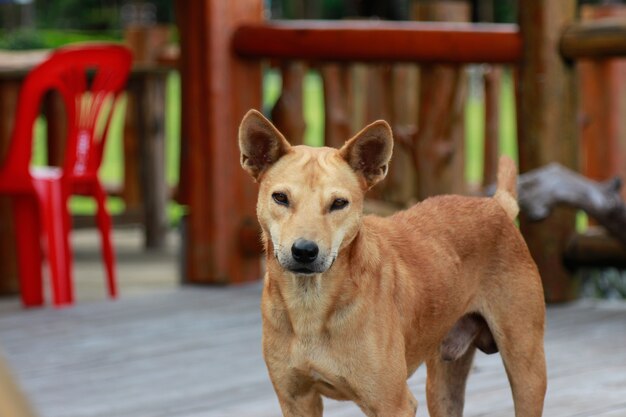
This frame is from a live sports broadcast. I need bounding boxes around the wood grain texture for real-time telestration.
[0,286,624,417]
[271,62,306,146]
[517,0,580,303]
[130,72,169,249]
[482,66,501,187]
[233,21,522,64]
[413,1,470,199]
[578,5,626,200]
[561,19,626,59]
[175,0,263,284]
[0,80,21,295]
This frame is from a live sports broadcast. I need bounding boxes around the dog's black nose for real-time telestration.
[291,239,319,264]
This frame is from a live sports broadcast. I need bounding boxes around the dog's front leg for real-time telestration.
[357,383,417,417]
[274,387,323,417]
[266,359,322,417]
[267,368,323,417]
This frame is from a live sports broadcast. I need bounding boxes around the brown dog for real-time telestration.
[239,109,546,417]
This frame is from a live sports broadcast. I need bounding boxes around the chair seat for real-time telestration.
[0,166,62,194]
[30,166,62,180]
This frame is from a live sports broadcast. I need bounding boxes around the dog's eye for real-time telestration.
[272,192,289,207]
[330,198,349,211]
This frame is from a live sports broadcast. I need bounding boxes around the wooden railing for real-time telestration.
[233,21,522,63]
[561,20,626,59]
[177,0,626,302]
[233,20,519,199]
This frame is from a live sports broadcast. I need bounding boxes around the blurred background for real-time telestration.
[0,1,625,416]
[1,0,624,302]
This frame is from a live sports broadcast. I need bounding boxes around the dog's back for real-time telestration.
[357,156,535,369]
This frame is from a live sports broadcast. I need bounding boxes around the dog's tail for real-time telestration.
[493,155,519,221]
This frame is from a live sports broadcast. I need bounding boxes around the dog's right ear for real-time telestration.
[238,109,291,181]
[339,120,393,189]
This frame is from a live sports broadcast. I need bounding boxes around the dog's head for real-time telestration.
[239,110,393,276]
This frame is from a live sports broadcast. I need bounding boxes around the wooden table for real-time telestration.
[0,49,172,295]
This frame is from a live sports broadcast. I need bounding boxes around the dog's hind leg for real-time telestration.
[487,305,547,417]
[425,346,476,417]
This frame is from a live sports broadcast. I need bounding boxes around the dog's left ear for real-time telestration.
[339,120,393,189]
[239,109,291,181]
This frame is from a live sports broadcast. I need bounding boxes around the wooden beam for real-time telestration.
[565,229,626,269]
[175,0,263,284]
[578,4,626,201]
[0,80,20,296]
[413,1,470,199]
[482,66,501,187]
[561,20,626,59]
[233,21,522,64]
[127,71,169,249]
[518,0,579,303]
[270,62,306,145]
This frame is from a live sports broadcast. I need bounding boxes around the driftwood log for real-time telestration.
[514,163,626,247]
[510,163,626,268]
[367,163,626,267]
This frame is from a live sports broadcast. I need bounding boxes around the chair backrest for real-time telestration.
[3,44,133,178]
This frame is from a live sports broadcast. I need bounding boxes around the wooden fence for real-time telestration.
[141,0,626,302]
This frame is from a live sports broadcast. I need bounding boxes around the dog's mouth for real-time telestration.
[289,267,316,275]
[274,249,336,276]
[280,255,337,276]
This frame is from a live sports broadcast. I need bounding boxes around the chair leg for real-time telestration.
[12,196,44,307]
[94,183,117,298]
[35,180,73,307]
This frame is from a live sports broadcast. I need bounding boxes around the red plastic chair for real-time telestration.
[0,44,133,307]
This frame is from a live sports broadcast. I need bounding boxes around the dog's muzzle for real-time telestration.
[291,239,319,264]
[288,239,319,274]
[274,239,334,275]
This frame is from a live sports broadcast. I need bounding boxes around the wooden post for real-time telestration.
[122,88,142,217]
[478,1,501,188]
[412,0,470,199]
[561,20,626,59]
[43,90,66,167]
[0,80,20,295]
[359,65,393,201]
[482,66,501,187]
[271,62,306,145]
[518,0,579,302]
[385,64,419,205]
[358,63,419,205]
[128,70,170,249]
[175,0,263,284]
[321,64,352,149]
[578,4,626,200]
